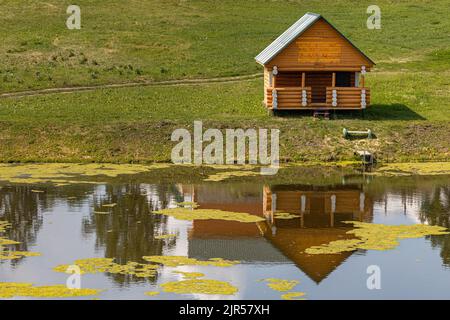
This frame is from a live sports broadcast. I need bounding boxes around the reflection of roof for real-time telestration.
[188,238,291,264]
[261,223,354,283]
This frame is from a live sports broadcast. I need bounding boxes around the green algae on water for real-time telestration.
[175,201,199,208]
[142,256,239,267]
[160,279,238,295]
[94,211,110,215]
[374,162,450,176]
[54,258,158,278]
[281,292,306,300]
[0,220,41,260]
[0,282,100,298]
[0,250,41,260]
[102,203,117,208]
[274,212,300,220]
[305,221,449,254]
[173,271,205,279]
[204,170,260,182]
[261,278,299,292]
[154,234,177,240]
[0,163,170,185]
[153,207,265,223]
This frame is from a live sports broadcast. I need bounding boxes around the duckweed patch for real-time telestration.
[0,163,170,185]
[173,271,205,279]
[54,258,158,277]
[102,203,117,208]
[153,207,265,223]
[0,220,41,260]
[0,282,100,298]
[305,222,449,254]
[261,278,299,292]
[94,211,110,215]
[0,250,41,260]
[0,221,10,232]
[160,279,238,295]
[144,291,160,296]
[175,201,199,208]
[281,292,306,300]
[154,234,177,240]
[274,212,301,220]
[142,256,239,267]
[204,170,260,182]
[375,162,450,176]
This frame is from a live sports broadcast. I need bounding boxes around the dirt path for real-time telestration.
[0,73,263,99]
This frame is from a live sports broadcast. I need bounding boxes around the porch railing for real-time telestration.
[267,87,370,109]
[325,87,370,109]
[266,87,312,109]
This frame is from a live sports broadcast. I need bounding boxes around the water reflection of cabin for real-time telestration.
[183,184,290,264]
[263,185,373,228]
[255,13,375,112]
[262,184,373,282]
[181,183,373,283]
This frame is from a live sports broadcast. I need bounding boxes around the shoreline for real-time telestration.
[0,161,449,176]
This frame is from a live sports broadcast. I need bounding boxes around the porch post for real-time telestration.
[272,89,278,109]
[272,66,278,88]
[330,194,336,227]
[332,89,337,107]
[361,66,367,109]
[361,66,366,87]
[361,89,366,109]
[300,195,306,213]
[272,193,277,214]
[332,72,336,87]
[301,72,305,87]
[355,72,360,87]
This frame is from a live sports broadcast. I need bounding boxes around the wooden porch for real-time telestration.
[266,86,370,110]
[265,70,370,110]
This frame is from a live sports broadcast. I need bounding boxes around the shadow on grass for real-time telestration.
[363,104,426,120]
[271,104,425,121]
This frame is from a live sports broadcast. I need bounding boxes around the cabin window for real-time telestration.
[335,72,352,87]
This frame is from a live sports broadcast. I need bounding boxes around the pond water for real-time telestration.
[1,169,450,300]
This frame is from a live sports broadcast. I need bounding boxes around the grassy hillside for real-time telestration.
[0,0,448,163]
[1,0,449,91]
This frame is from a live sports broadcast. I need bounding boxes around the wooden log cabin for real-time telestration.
[255,13,375,113]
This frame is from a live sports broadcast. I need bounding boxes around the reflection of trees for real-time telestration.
[366,177,450,267]
[0,182,183,286]
[0,184,95,267]
[419,186,450,227]
[0,186,43,268]
[0,186,42,251]
[418,185,450,266]
[82,183,182,285]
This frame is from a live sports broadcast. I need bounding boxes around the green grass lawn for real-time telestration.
[0,0,448,163]
[1,0,449,92]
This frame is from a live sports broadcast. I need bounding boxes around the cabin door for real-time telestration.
[305,72,333,103]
